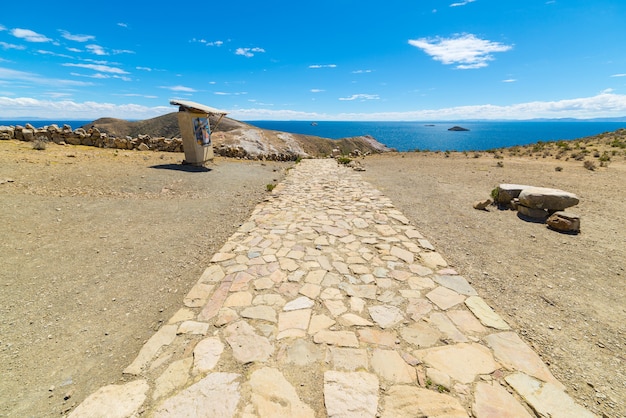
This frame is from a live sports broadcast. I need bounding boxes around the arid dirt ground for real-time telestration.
[0,140,289,417]
[1,137,625,417]
[362,149,625,418]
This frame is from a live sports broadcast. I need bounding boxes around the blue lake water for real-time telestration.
[246,120,626,152]
[2,119,624,152]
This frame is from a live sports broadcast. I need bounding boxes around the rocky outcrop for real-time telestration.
[448,126,469,131]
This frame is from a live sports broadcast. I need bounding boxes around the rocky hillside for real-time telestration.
[82,113,393,159]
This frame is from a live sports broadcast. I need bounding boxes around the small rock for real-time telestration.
[473,198,492,211]
[546,211,580,233]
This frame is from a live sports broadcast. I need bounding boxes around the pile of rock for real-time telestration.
[494,184,581,233]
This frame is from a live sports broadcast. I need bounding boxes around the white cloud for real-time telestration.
[159,85,197,92]
[117,23,128,28]
[610,73,626,77]
[235,47,265,57]
[450,0,476,7]
[60,30,95,42]
[338,94,380,101]
[113,49,135,55]
[0,41,25,50]
[0,25,6,31]
[0,66,92,87]
[37,50,73,59]
[63,63,128,74]
[310,89,325,93]
[11,28,52,43]
[0,96,171,119]
[228,93,626,121]
[136,66,152,72]
[352,69,373,74]
[409,33,512,69]
[86,44,107,56]
[502,78,517,83]
[67,47,82,53]
[309,64,337,69]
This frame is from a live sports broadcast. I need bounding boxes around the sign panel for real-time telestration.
[193,117,211,147]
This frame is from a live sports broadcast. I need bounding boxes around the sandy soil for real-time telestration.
[0,140,289,417]
[361,151,625,418]
[1,138,624,417]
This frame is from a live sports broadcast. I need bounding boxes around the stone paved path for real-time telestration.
[69,159,596,417]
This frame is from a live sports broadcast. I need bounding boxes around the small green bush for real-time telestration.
[266,184,276,192]
[337,156,352,165]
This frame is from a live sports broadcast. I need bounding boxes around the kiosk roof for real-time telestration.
[169,100,228,116]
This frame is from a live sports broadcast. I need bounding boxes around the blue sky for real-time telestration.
[1,0,625,121]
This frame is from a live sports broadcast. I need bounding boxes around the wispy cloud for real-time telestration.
[0,66,92,87]
[159,85,197,92]
[450,0,476,7]
[409,33,512,69]
[86,44,107,56]
[214,91,247,96]
[11,28,52,43]
[191,38,224,47]
[0,41,25,50]
[0,25,7,31]
[235,47,265,57]
[352,69,373,74]
[610,73,626,77]
[338,94,380,101]
[37,49,73,59]
[502,78,517,83]
[59,30,95,43]
[309,64,337,69]
[310,89,325,93]
[62,63,128,74]
[117,23,128,28]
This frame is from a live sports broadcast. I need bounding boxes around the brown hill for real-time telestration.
[81,113,393,158]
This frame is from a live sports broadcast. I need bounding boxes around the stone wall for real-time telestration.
[0,123,184,152]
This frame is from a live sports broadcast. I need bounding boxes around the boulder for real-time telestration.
[496,184,531,204]
[517,205,548,220]
[547,211,580,233]
[518,187,579,211]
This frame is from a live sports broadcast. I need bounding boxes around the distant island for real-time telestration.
[448,126,470,131]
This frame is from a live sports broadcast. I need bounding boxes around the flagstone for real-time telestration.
[153,357,192,400]
[339,313,374,327]
[167,308,195,325]
[314,330,359,347]
[426,286,466,310]
[371,349,416,383]
[324,299,348,317]
[390,246,414,263]
[253,293,286,307]
[309,314,336,335]
[465,296,510,330]
[304,269,326,284]
[224,321,274,364]
[327,347,369,371]
[278,309,312,332]
[124,324,178,375]
[224,291,253,308]
[248,367,315,417]
[408,275,435,289]
[183,283,214,308]
[406,298,433,321]
[400,322,442,348]
[153,373,240,418]
[358,328,399,347]
[415,343,498,384]
[324,371,379,418]
[299,283,322,299]
[419,251,448,269]
[428,312,469,343]
[485,332,562,387]
[447,310,487,335]
[473,381,533,418]
[241,305,277,323]
[68,380,149,418]
[177,320,209,335]
[368,305,404,329]
[505,373,594,418]
[199,264,226,284]
[193,337,224,374]
[433,275,478,296]
[215,307,239,327]
[280,339,324,366]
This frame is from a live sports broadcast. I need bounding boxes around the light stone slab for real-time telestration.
[248,367,315,418]
[224,321,274,364]
[473,381,533,418]
[313,330,359,347]
[371,349,417,383]
[153,373,240,418]
[465,296,510,330]
[68,380,149,418]
[153,357,192,400]
[193,337,224,374]
[368,305,404,329]
[505,373,595,418]
[381,385,468,418]
[415,343,497,384]
[324,371,379,418]
[425,286,466,310]
[123,324,178,375]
